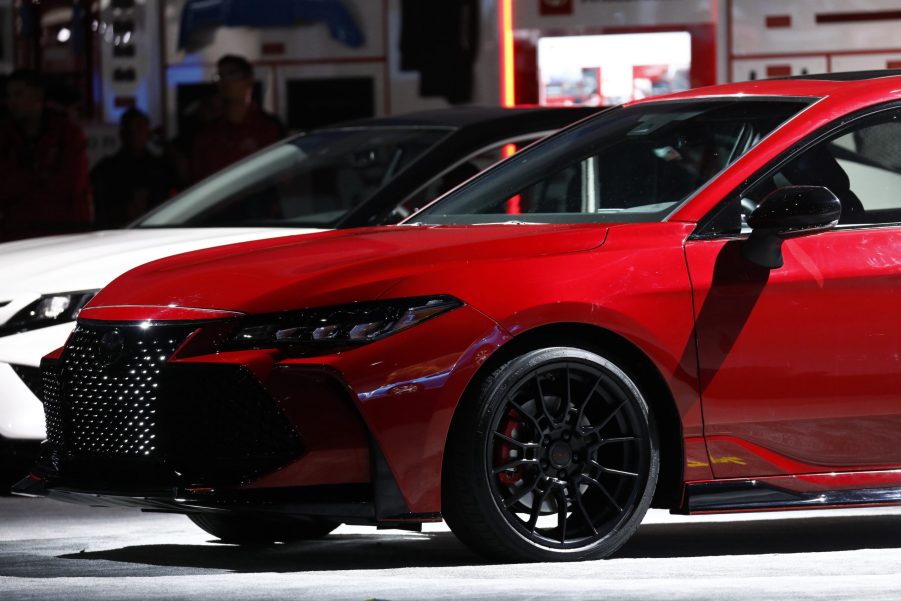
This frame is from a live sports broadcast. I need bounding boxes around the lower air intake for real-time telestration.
[42,322,303,487]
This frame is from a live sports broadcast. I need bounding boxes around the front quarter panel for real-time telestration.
[264,305,508,514]
[385,222,706,480]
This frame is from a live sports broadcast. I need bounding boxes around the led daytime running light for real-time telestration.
[230,296,462,349]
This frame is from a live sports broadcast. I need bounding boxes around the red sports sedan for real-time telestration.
[16,71,901,562]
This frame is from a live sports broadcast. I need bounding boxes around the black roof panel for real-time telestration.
[330,106,602,130]
[776,69,901,82]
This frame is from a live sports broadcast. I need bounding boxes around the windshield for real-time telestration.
[134,127,452,228]
[410,98,814,225]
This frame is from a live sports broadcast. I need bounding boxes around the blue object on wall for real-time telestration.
[178,0,364,51]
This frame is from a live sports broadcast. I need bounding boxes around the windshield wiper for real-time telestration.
[478,220,545,225]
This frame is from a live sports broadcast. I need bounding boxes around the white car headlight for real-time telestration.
[0,291,98,337]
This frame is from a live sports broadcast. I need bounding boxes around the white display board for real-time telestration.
[517,0,715,29]
[729,0,901,80]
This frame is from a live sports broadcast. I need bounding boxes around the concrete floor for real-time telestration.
[1,495,900,600]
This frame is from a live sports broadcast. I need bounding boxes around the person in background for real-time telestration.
[168,90,223,190]
[91,107,175,229]
[190,54,285,183]
[0,69,92,241]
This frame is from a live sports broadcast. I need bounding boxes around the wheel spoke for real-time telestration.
[580,474,622,513]
[554,486,568,543]
[575,373,605,425]
[534,375,555,426]
[526,486,554,533]
[590,459,638,478]
[586,436,638,455]
[578,400,626,438]
[493,458,538,474]
[561,365,574,426]
[570,481,598,536]
[504,478,540,508]
[599,436,637,446]
[493,431,540,449]
[597,373,629,404]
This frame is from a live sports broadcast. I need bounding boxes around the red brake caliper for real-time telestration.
[496,410,526,486]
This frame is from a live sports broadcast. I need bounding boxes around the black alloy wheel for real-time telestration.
[188,513,340,544]
[443,347,658,562]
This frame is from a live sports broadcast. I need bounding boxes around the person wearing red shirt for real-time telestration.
[190,55,285,183]
[0,70,92,241]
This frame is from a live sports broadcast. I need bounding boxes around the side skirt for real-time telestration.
[685,478,901,514]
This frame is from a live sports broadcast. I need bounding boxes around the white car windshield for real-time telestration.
[134,126,451,229]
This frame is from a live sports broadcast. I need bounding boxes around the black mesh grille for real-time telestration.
[61,324,195,458]
[43,322,304,487]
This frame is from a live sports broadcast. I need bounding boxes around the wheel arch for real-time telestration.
[446,321,684,511]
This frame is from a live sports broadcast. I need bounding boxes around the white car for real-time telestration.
[0,107,598,468]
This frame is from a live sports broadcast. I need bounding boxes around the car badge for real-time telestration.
[98,329,126,368]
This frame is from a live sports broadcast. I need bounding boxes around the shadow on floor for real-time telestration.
[41,513,901,574]
[57,531,479,574]
[619,513,901,558]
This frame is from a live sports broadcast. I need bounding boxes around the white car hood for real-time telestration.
[0,227,317,308]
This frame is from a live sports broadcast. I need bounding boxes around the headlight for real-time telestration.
[0,290,98,337]
[228,295,462,350]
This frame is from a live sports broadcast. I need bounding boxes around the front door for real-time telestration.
[686,108,901,478]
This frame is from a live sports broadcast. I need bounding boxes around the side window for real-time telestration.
[504,158,594,214]
[390,138,543,221]
[705,109,901,236]
[838,122,901,217]
[140,128,449,229]
[503,118,750,217]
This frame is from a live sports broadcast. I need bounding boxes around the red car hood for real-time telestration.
[87,224,608,315]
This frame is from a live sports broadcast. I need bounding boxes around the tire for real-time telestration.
[443,347,659,562]
[188,513,340,544]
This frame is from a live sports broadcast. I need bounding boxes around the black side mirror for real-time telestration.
[742,185,841,269]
